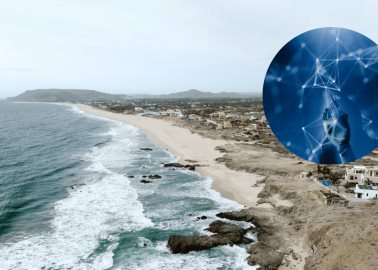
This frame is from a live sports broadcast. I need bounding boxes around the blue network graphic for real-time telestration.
[263,27,378,164]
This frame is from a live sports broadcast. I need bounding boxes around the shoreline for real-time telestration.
[76,104,263,207]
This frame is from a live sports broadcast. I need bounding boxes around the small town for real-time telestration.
[88,97,378,207]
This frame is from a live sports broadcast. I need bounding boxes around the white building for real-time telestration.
[345,166,378,185]
[355,184,378,199]
[134,107,144,113]
[345,166,367,184]
[141,110,160,116]
[365,167,378,184]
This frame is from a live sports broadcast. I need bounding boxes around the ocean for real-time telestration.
[0,101,256,269]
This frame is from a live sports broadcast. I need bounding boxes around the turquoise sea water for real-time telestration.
[0,101,256,269]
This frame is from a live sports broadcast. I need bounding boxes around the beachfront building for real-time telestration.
[345,166,367,184]
[345,166,378,185]
[354,184,378,199]
[160,109,183,118]
[141,110,160,117]
[134,107,144,113]
[365,167,378,184]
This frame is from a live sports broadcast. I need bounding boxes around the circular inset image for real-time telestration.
[263,27,378,164]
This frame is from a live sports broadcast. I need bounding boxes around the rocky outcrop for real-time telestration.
[216,209,255,223]
[140,148,153,151]
[206,220,246,235]
[163,162,196,171]
[217,208,286,269]
[247,244,284,270]
[141,174,162,180]
[167,220,253,254]
[148,174,162,179]
[140,180,152,184]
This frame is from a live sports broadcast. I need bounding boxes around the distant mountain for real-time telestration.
[131,89,260,99]
[8,89,130,102]
[8,88,261,102]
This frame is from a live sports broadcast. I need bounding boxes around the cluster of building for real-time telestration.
[90,99,274,143]
[345,166,378,199]
[130,101,271,142]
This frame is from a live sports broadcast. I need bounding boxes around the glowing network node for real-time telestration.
[263,27,378,164]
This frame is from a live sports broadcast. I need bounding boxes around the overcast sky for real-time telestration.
[1,0,378,98]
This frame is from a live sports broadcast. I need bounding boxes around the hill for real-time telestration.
[8,89,130,102]
[130,89,260,99]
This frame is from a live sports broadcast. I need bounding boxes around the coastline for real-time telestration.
[76,104,263,207]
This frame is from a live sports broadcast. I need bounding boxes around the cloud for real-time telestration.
[0,0,378,98]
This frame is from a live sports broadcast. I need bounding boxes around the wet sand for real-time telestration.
[77,104,263,207]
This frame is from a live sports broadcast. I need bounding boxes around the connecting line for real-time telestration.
[267,32,378,162]
[361,114,374,131]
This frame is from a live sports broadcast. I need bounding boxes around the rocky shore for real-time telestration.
[163,162,197,171]
[168,220,253,254]
[166,142,378,269]
[78,104,378,270]
[212,142,378,269]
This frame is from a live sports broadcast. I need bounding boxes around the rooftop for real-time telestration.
[357,184,378,190]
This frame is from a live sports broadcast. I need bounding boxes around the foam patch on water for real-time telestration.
[85,126,140,171]
[67,104,121,124]
[0,123,152,269]
[0,170,152,269]
[166,176,243,211]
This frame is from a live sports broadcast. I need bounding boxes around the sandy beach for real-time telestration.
[77,104,263,207]
[76,104,378,269]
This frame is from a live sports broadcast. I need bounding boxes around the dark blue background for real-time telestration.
[263,27,378,164]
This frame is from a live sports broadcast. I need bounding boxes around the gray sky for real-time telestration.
[1,0,378,98]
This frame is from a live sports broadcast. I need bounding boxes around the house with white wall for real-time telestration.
[355,184,378,199]
[365,167,378,184]
[345,166,367,184]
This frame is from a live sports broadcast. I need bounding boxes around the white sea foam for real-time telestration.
[0,123,152,269]
[167,176,243,210]
[67,104,121,124]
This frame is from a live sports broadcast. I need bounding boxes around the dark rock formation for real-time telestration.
[216,209,255,223]
[140,148,153,151]
[217,208,286,268]
[148,174,162,179]
[140,180,152,184]
[185,159,198,163]
[167,220,252,254]
[186,165,196,171]
[128,175,135,178]
[196,215,207,220]
[206,220,245,235]
[164,162,196,171]
[247,244,284,270]
[164,162,184,168]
